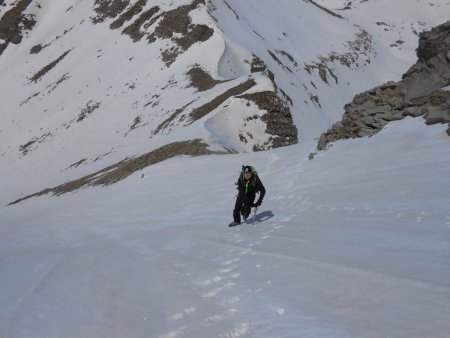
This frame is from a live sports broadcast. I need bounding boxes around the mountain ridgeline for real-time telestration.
[318,21,450,150]
[1,0,449,206]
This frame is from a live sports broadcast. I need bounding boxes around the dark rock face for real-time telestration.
[186,65,225,92]
[318,21,450,150]
[238,91,298,150]
[92,0,213,66]
[0,0,35,55]
[29,49,72,82]
[92,0,130,24]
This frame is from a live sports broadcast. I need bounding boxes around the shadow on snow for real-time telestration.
[244,210,275,224]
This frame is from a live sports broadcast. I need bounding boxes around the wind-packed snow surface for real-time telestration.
[1,0,450,337]
[1,118,450,338]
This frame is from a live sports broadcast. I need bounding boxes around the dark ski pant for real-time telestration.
[233,195,255,223]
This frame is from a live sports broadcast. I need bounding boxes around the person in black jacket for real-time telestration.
[229,165,266,227]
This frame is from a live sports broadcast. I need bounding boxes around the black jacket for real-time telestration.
[236,174,266,205]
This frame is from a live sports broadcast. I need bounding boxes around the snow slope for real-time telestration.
[211,0,450,137]
[1,118,450,338]
[1,0,450,205]
[1,1,450,337]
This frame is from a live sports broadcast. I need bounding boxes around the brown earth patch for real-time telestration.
[0,0,35,55]
[30,43,46,54]
[186,65,224,91]
[147,0,214,66]
[110,0,146,29]
[19,132,52,156]
[130,116,141,130]
[92,0,130,24]
[8,139,226,205]
[188,79,256,123]
[77,101,101,122]
[250,54,275,83]
[47,72,71,93]
[91,0,213,64]
[153,100,197,135]
[304,29,372,84]
[29,26,74,54]
[30,49,72,83]
[238,91,298,150]
[67,159,88,169]
[148,0,205,41]
[268,50,293,73]
[20,91,40,106]
[122,6,160,41]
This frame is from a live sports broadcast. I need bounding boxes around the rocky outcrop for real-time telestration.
[0,0,35,55]
[318,21,450,150]
[238,91,298,150]
[92,0,213,65]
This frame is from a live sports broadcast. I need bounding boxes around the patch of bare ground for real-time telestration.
[20,92,40,106]
[188,79,256,123]
[186,65,224,91]
[130,116,141,130]
[125,115,145,136]
[8,140,227,205]
[147,0,214,66]
[19,132,52,156]
[77,101,101,122]
[30,49,72,83]
[67,159,88,169]
[304,28,372,84]
[92,0,213,58]
[277,49,298,67]
[143,94,160,107]
[47,72,71,94]
[0,0,35,55]
[109,0,146,29]
[238,91,298,150]
[92,0,130,24]
[30,43,47,54]
[268,50,293,73]
[250,54,275,81]
[29,26,74,54]
[121,6,160,41]
[153,100,196,135]
[305,0,343,19]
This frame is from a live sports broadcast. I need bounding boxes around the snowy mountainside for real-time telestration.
[1,118,450,338]
[1,0,449,205]
[318,20,450,149]
[1,1,450,337]
[210,0,450,137]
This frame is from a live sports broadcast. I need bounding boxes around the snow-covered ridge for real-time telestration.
[1,0,450,205]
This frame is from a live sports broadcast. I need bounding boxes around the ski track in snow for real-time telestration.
[153,196,301,338]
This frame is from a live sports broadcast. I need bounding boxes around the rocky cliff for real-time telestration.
[318,21,450,150]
